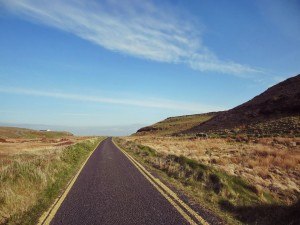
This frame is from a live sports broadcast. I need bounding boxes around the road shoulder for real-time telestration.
[113,138,224,225]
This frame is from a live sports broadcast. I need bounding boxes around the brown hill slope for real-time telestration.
[135,112,219,136]
[0,126,73,139]
[184,74,300,136]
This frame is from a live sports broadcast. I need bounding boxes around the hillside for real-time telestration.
[0,126,73,139]
[183,74,300,136]
[135,74,300,137]
[136,112,218,136]
[129,75,300,222]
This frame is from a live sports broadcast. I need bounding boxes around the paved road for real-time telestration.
[50,138,190,225]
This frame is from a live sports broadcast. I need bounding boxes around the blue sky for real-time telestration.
[0,0,299,135]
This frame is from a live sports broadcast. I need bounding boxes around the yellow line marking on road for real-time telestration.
[112,139,209,225]
[38,139,106,225]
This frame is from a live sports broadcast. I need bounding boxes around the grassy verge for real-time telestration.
[114,138,299,225]
[0,137,104,225]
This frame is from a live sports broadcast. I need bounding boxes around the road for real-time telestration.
[45,138,206,225]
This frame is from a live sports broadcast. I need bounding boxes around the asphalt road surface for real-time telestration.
[50,138,191,225]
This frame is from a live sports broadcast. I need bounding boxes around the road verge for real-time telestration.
[113,138,209,225]
[37,137,106,225]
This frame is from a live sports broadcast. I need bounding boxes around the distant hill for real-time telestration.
[0,126,73,139]
[183,74,300,136]
[135,112,219,136]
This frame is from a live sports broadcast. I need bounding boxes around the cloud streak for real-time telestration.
[1,0,261,75]
[0,87,223,112]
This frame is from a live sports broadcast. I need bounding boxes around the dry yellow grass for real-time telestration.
[0,127,73,139]
[0,148,61,222]
[125,135,300,204]
[0,136,101,224]
[0,136,89,155]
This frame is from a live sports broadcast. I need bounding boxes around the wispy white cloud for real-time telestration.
[1,0,261,75]
[0,87,223,112]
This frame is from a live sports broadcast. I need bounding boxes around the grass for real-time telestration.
[136,113,217,136]
[115,137,299,224]
[0,137,104,225]
[127,135,300,204]
[0,127,73,139]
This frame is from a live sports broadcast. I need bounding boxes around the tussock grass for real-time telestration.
[0,137,103,225]
[126,136,300,204]
[116,139,300,225]
[115,138,299,224]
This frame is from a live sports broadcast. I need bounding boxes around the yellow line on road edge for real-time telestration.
[112,139,209,225]
[38,138,106,225]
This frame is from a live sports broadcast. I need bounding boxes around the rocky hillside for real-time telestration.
[184,74,300,136]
